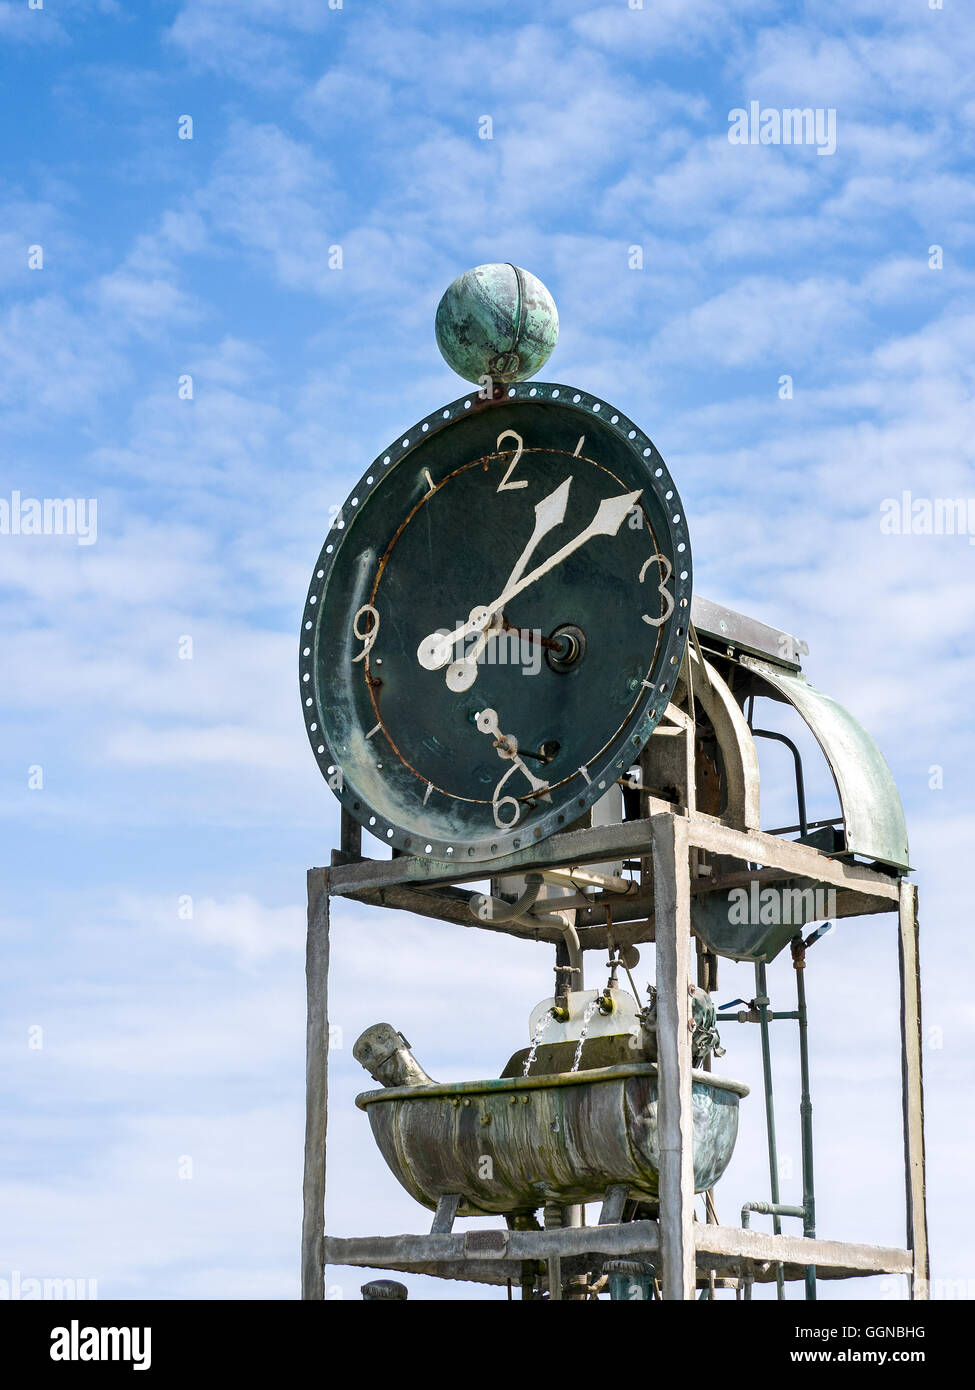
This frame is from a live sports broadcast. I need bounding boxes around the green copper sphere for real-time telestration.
[435,263,559,385]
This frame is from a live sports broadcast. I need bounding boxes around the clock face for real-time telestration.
[301,383,691,864]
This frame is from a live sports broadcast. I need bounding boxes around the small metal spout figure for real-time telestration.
[353,1023,435,1089]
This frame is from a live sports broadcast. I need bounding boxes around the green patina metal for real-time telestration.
[435,263,559,384]
[605,1260,656,1301]
[692,827,841,963]
[741,656,910,870]
[301,383,691,862]
[356,1064,747,1216]
[690,655,910,963]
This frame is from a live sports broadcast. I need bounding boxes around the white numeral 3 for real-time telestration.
[639,553,674,627]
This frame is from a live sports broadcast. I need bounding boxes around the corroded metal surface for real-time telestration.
[691,596,807,670]
[502,1036,648,1078]
[356,1064,747,1216]
[741,656,909,870]
[301,385,691,863]
[435,263,558,384]
[352,1022,433,1088]
[692,826,840,963]
[687,651,761,830]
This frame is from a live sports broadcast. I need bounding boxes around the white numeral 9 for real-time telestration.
[352,604,380,662]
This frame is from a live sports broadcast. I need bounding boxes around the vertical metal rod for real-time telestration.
[542,1204,562,1300]
[755,961,786,1300]
[792,941,817,1300]
[698,939,718,1293]
[751,729,808,838]
[301,868,330,1299]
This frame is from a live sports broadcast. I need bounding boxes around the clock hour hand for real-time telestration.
[494,487,641,608]
[444,612,504,692]
[417,604,493,673]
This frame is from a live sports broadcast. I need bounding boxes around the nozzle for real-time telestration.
[353,1023,435,1088]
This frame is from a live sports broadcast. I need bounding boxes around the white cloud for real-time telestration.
[165,0,333,88]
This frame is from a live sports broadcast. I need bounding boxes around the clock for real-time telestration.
[300,381,691,864]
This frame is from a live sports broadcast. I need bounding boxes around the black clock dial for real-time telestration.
[301,383,691,863]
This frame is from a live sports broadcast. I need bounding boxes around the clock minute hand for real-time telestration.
[416,483,641,674]
[493,487,642,608]
[500,475,572,594]
[416,478,572,671]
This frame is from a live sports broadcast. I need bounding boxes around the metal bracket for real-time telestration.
[430,1193,462,1234]
[599,1184,630,1226]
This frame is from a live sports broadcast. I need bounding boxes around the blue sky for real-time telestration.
[1,0,973,1300]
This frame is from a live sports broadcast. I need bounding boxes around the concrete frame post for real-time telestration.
[301,868,330,1300]
[898,881,929,1300]
[651,813,696,1300]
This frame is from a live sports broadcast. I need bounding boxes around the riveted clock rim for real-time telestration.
[300,381,692,866]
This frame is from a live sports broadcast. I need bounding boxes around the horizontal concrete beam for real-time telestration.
[324,1222,912,1285]
[695,1224,912,1279]
[684,820,900,902]
[326,810,900,903]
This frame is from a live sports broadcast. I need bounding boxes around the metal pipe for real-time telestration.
[471,881,584,995]
[752,729,808,838]
[471,878,584,993]
[764,815,843,838]
[540,866,637,896]
[792,937,818,1301]
[551,918,583,998]
[755,961,786,1300]
[740,1202,807,1300]
[720,1006,800,1023]
[742,1201,806,1224]
[469,876,544,924]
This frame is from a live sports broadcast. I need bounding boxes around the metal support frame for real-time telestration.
[300,806,929,1301]
[792,938,818,1300]
[754,961,786,1300]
